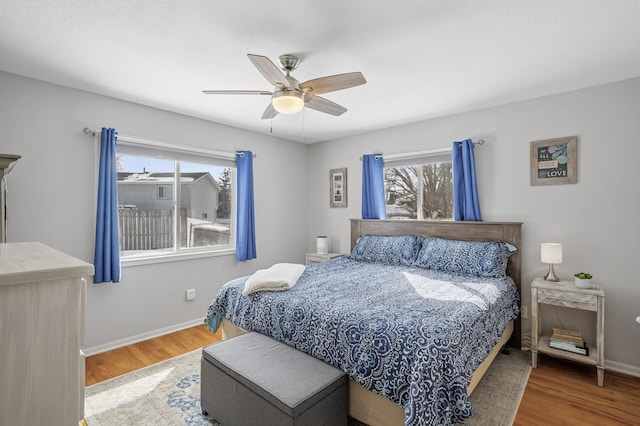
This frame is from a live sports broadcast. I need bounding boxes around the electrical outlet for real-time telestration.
[521,306,528,319]
[186,288,196,301]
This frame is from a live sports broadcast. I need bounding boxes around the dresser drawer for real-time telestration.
[537,288,598,311]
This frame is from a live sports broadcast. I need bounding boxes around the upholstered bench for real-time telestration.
[201,331,348,426]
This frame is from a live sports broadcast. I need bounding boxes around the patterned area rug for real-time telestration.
[85,349,215,426]
[84,347,531,426]
[463,348,531,425]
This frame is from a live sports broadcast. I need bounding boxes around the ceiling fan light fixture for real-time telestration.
[272,90,304,114]
[203,53,366,119]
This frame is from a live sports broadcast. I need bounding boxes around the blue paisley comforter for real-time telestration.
[205,256,519,426]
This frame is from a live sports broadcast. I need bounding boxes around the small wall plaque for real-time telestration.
[530,136,577,186]
[329,167,347,208]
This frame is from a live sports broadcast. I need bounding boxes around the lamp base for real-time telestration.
[544,264,559,282]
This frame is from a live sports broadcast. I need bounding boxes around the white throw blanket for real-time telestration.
[242,263,306,296]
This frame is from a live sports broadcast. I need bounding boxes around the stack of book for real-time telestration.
[549,328,589,356]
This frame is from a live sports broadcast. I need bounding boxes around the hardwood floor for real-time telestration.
[514,354,640,425]
[85,326,640,425]
[85,324,221,386]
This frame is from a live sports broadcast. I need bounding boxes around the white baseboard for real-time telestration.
[83,318,206,357]
[606,360,640,378]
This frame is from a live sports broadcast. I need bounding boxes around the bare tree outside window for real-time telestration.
[422,162,453,219]
[216,168,232,221]
[384,166,418,219]
[384,161,453,220]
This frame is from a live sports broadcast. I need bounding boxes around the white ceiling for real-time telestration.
[2,1,640,144]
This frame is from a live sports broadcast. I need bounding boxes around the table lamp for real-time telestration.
[541,243,562,282]
[316,236,328,254]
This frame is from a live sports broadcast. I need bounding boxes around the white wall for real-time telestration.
[307,78,640,374]
[0,72,309,352]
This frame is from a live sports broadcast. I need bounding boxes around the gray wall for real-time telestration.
[306,78,640,375]
[0,71,308,352]
[190,177,218,222]
[2,70,639,375]
[118,182,176,210]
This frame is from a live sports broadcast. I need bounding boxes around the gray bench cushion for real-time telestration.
[202,332,347,421]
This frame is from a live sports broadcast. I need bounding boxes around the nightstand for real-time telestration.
[305,253,341,266]
[531,277,605,386]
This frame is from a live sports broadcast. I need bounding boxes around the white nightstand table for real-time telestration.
[531,276,605,386]
[305,253,341,266]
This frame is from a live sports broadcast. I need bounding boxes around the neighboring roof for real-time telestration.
[117,172,220,190]
[144,172,211,181]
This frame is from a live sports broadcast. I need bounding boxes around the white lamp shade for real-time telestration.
[541,243,563,264]
[316,236,328,254]
[272,91,304,114]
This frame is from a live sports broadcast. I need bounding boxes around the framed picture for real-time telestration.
[530,136,577,186]
[329,167,348,208]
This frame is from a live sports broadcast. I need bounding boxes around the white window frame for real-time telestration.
[157,184,172,200]
[382,147,453,221]
[110,134,238,266]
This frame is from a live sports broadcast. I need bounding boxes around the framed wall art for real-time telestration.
[530,136,577,186]
[329,167,347,208]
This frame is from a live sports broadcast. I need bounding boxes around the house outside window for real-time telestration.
[116,144,236,259]
[384,151,453,220]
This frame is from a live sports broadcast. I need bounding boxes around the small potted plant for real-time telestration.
[574,272,593,289]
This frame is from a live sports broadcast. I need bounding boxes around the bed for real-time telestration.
[205,219,522,426]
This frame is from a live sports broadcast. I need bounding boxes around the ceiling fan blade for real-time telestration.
[304,95,347,116]
[247,54,291,89]
[261,102,279,120]
[300,72,366,95]
[202,90,272,95]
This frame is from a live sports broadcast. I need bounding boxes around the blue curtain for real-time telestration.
[362,154,386,219]
[236,150,256,261]
[453,139,482,221]
[94,128,121,283]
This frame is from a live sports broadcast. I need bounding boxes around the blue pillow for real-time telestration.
[350,234,422,266]
[414,237,516,278]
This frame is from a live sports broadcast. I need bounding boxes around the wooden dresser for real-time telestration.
[0,242,94,425]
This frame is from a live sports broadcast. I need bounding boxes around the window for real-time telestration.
[116,143,236,259]
[384,151,453,220]
[157,185,172,200]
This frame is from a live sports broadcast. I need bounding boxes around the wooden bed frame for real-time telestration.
[222,219,522,426]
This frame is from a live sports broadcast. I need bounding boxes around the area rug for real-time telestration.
[84,348,531,426]
[463,349,531,425]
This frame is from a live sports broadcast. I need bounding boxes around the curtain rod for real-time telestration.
[82,127,256,159]
[359,139,484,161]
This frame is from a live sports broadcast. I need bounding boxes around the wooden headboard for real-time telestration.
[350,219,522,346]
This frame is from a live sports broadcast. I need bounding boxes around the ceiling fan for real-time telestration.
[202,54,366,119]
